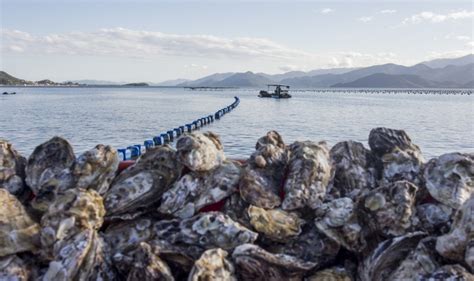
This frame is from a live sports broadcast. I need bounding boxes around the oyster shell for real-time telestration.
[232,243,316,281]
[72,144,119,195]
[424,152,473,210]
[306,267,353,281]
[388,237,443,280]
[358,231,426,281]
[328,140,378,199]
[435,195,474,263]
[239,131,288,209]
[247,205,304,242]
[148,239,204,275]
[104,217,156,254]
[282,141,332,210]
[104,146,181,220]
[422,264,474,280]
[158,160,241,219]
[25,136,75,195]
[0,189,40,257]
[0,139,28,200]
[124,242,174,281]
[188,248,236,281]
[416,203,453,235]
[269,223,340,269]
[368,127,424,187]
[222,193,252,229]
[176,132,225,172]
[358,180,418,237]
[154,212,258,250]
[0,255,31,281]
[314,197,366,252]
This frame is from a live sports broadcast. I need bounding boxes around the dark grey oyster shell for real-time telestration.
[368,127,424,187]
[328,140,378,199]
[358,231,426,281]
[176,132,225,172]
[358,181,418,237]
[72,144,119,195]
[314,197,366,252]
[422,264,474,280]
[148,239,204,274]
[388,237,443,280]
[122,242,174,281]
[282,141,332,210]
[306,266,353,281]
[232,243,317,281]
[0,189,40,257]
[154,212,258,250]
[188,248,236,281]
[247,205,304,242]
[268,223,340,269]
[424,152,473,210]
[0,255,32,281]
[416,203,453,235]
[25,137,76,212]
[239,131,288,209]
[158,160,241,219]
[0,139,29,200]
[104,146,181,220]
[104,217,156,254]
[436,195,474,264]
[222,193,252,229]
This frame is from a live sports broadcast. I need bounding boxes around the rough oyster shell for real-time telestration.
[314,197,366,252]
[188,248,236,281]
[435,195,474,263]
[328,140,378,199]
[358,231,426,281]
[282,141,332,210]
[176,132,225,172]
[222,193,252,229]
[388,237,443,280]
[232,243,316,281]
[72,144,119,195]
[0,139,28,200]
[416,203,453,235]
[154,212,258,250]
[124,242,174,281]
[25,136,75,195]
[0,189,40,257]
[424,152,473,210]
[422,264,474,280]
[104,217,156,254]
[358,180,418,237]
[268,223,340,269]
[306,267,353,281]
[148,239,204,275]
[247,205,304,242]
[0,255,32,281]
[104,146,181,220]
[239,131,288,209]
[158,160,241,219]
[368,127,425,187]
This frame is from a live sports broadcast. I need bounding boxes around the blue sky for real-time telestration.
[1,0,473,82]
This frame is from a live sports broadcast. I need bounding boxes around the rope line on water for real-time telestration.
[117,96,240,161]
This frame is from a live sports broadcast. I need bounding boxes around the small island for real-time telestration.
[123,82,149,87]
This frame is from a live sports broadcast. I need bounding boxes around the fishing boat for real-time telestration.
[258,84,292,99]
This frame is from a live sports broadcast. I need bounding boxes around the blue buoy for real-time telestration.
[167,130,174,141]
[179,126,185,133]
[127,146,140,158]
[117,149,126,161]
[186,124,193,132]
[144,140,154,149]
[174,128,181,137]
[161,133,170,143]
[153,136,163,145]
[135,144,146,155]
[125,148,132,160]
[193,120,199,128]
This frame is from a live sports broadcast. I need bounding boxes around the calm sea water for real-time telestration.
[0,87,473,160]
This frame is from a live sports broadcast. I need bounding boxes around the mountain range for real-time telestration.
[1,54,473,88]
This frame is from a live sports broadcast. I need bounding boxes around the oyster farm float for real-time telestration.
[0,127,473,280]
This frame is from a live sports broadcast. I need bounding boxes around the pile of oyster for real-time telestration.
[1,128,473,280]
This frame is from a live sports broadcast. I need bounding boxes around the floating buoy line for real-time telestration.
[117,96,240,161]
[289,89,473,95]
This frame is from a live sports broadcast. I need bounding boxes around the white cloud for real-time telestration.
[358,16,373,23]
[403,10,474,24]
[328,52,398,68]
[0,27,314,61]
[279,65,302,72]
[320,8,334,14]
[466,42,474,48]
[380,9,397,14]
[456,35,471,41]
[426,50,473,60]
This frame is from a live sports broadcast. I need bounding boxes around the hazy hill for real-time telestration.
[421,54,474,69]
[0,71,32,85]
[178,72,235,87]
[154,79,190,86]
[211,71,274,87]
[332,73,452,88]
